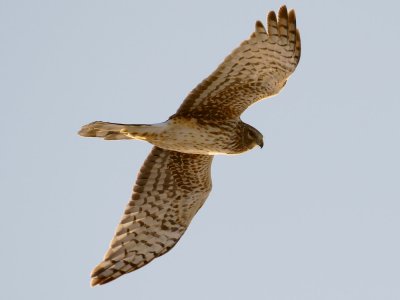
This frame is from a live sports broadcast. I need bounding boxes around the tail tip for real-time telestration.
[78,123,97,137]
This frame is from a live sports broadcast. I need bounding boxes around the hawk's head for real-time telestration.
[242,123,264,150]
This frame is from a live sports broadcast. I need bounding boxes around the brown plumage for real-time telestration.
[79,5,301,286]
[90,147,213,286]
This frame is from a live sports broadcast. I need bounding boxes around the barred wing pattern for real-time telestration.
[89,5,301,286]
[91,147,213,286]
[175,6,301,120]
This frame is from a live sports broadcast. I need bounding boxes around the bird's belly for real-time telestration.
[148,121,238,155]
[153,133,230,155]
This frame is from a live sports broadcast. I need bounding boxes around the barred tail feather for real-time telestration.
[78,121,153,140]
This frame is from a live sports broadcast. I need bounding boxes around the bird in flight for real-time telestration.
[79,5,301,286]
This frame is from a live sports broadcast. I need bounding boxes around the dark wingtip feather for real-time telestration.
[288,9,296,26]
[268,10,277,23]
[295,28,301,60]
[279,5,288,17]
[267,10,278,37]
[255,20,266,33]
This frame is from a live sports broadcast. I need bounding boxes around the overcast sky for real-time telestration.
[1,1,400,299]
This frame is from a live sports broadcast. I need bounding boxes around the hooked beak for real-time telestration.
[258,139,264,149]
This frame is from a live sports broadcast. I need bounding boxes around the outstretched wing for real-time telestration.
[174,6,301,120]
[91,147,213,286]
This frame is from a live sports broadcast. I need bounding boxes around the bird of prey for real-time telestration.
[79,5,301,286]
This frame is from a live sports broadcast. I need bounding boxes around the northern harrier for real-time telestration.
[79,5,301,286]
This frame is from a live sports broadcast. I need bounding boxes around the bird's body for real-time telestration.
[79,117,263,155]
[79,5,301,286]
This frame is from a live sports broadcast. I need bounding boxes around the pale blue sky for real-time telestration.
[1,1,400,299]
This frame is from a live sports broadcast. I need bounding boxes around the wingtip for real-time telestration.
[90,273,116,287]
[90,261,111,286]
[90,277,101,287]
[279,5,288,15]
[295,28,301,60]
[288,8,296,25]
[255,20,266,33]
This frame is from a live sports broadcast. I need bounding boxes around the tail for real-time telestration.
[78,121,155,140]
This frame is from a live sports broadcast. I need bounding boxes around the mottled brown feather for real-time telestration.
[86,6,301,286]
[173,5,301,120]
[91,147,213,286]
